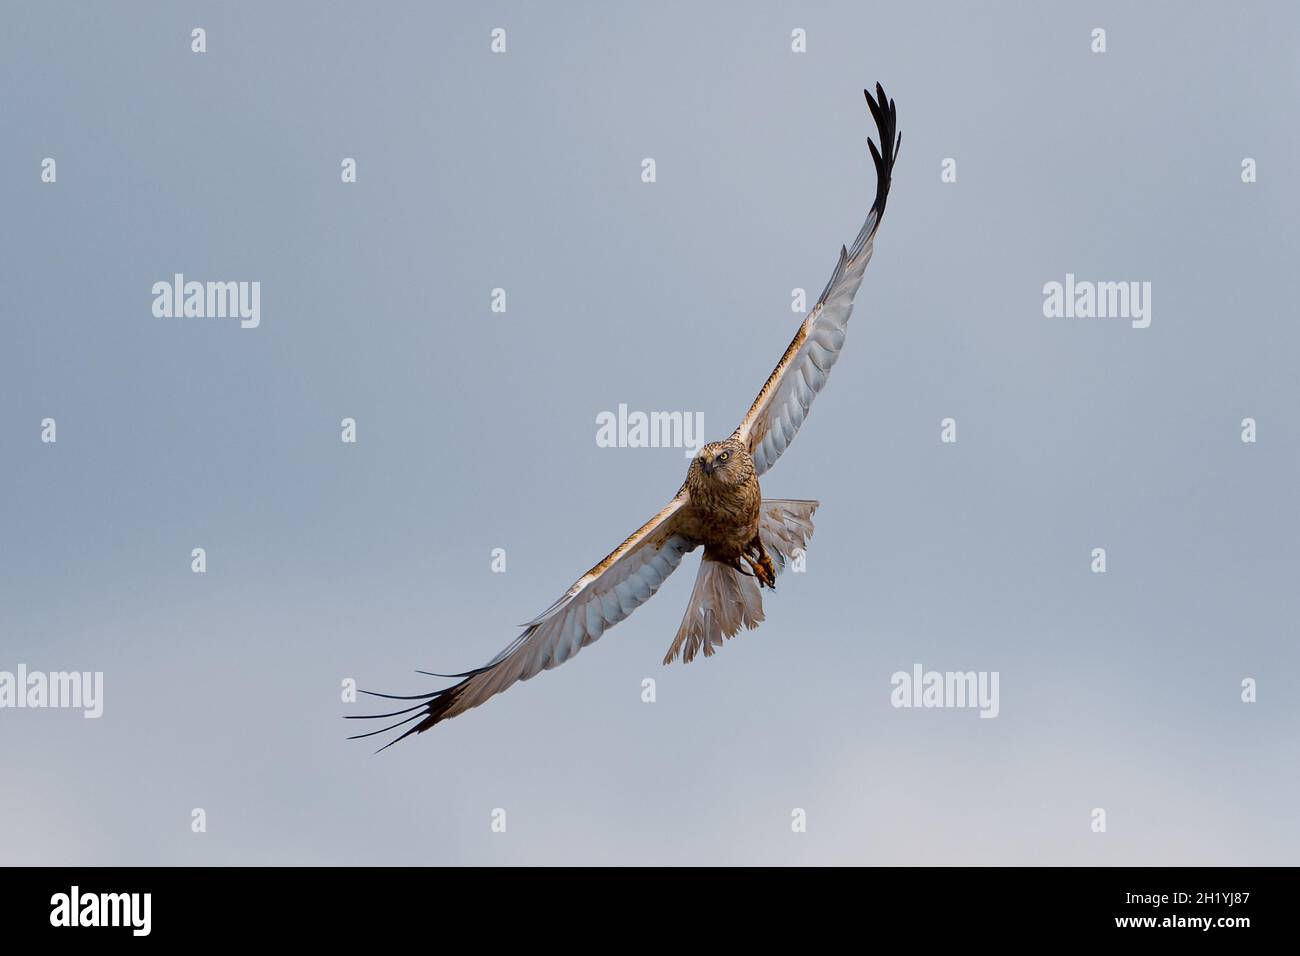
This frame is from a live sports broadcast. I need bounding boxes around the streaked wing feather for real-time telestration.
[349,495,695,749]
[757,498,819,575]
[734,84,901,476]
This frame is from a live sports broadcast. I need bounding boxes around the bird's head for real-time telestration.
[691,439,753,487]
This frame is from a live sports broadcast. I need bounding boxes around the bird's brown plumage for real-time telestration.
[679,439,761,563]
[350,84,900,749]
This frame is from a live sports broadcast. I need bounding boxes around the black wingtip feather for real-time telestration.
[357,688,439,701]
[414,667,485,680]
[346,709,425,741]
[346,671,476,752]
[343,699,429,720]
[863,82,900,226]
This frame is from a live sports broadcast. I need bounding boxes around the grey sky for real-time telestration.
[2,1,1297,865]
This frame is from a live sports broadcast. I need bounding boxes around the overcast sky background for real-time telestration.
[2,1,1298,865]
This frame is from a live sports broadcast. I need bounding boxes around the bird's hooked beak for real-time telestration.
[700,455,715,476]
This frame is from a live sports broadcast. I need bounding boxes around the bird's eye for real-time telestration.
[719,451,729,461]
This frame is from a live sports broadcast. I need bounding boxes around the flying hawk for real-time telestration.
[351,84,900,749]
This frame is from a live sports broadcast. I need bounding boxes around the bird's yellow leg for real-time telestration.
[750,539,777,588]
[742,546,776,590]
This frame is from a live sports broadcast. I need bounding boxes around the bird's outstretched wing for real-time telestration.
[348,495,694,749]
[732,83,900,477]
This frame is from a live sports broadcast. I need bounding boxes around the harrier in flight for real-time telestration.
[352,84,900,749]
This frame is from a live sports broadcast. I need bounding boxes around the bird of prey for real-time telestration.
[351,84,900,749]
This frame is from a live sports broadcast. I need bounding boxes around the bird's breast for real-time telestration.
[682,474,762,554]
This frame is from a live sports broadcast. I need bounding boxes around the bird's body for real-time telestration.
[678,440,762,568]
[352,84,901,749]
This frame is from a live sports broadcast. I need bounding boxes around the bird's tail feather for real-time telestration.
[663,498,818,665]
[663,558,764,665]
